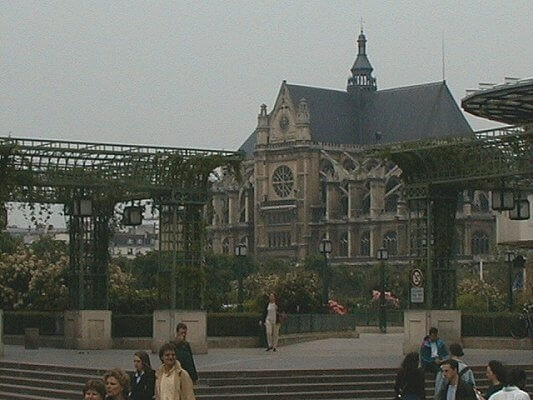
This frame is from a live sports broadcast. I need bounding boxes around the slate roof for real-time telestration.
[239,81,473,158]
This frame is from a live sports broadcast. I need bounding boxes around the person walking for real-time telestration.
[103,368,130,400]
[394,352,426,400]
[420,327,448,374]
[260,293,284,352]
[434,343,476,397]
[438,359,477,400]
[171,322,198,384]
[131,350,155,400]
[155,342,195,400]
[490,368,530,400]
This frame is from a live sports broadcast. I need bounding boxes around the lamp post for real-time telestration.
[234,243,247,312]
[377,247,388,333]
[505,251,514,311]
[320,238,332,306]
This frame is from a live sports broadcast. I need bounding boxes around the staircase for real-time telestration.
[0,360,531,400]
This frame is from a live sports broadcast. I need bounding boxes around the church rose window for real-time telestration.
[272,165,294,198]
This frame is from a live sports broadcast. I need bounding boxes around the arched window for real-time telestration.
[339,232,349,257]
[341,195,349,217]
[222,238,230,255]
[239,192,246,222]
[471,231,489,255]
[383,231,398,256]
[222,195,229,224]
[361,193,370,215]
[385,193,399,213]
[360,231,370,256]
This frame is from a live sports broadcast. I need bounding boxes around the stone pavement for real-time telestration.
[2,333,532,372]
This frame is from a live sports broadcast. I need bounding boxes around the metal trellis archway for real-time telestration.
[0,136,241,310]
[368,125,532,309]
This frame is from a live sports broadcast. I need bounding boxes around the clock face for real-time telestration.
[279,115,289,131]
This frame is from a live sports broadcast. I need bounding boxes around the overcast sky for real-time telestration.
[2,1,532,154]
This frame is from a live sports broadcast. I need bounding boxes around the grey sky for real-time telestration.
[2,0,532,153]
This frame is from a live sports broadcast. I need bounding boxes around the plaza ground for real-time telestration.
[2,333,532,371]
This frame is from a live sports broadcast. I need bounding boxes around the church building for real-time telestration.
[208,31,495,266]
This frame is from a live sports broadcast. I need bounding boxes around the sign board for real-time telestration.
[410,268,424,287]
[410,287,424,303]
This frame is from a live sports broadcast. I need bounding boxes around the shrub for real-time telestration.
[457,293,488,313]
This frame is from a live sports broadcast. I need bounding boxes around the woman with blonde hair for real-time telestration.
[155,342,195,400]
[103,368,130,400]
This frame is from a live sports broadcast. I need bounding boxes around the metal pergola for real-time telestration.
[369,125,532,309]
[0,136,241,310]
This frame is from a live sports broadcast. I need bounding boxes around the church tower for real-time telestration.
[347,29,377,93]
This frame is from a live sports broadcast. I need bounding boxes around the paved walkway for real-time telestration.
[2,334,532,372]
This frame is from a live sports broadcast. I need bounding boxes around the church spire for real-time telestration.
[347,29,377,93]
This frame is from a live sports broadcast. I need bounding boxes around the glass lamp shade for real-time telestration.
[234,243,247,257]
[509,199,530,220]
[72,198,93,217]
[123,206,143,226]
[320,239,332,254]
[504,251,514,263]
[377,247,389,260]
[491,189,514,211]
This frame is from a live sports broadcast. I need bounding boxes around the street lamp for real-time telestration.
[377,247,389,333]
[234,243,247,312]
[320,238,332,306]
[505,251,515,311]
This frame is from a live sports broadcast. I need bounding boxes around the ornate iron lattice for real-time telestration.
[0,136,241,310]
[370,125,532,309]
[272,165,294,198]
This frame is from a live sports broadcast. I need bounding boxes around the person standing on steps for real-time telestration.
[434,343,476,398]
[155,342,196,400]
[394,352,426,400]
[103,368,130,400]
[130,350,156,400]
[171,322,199,385]
[438,359,476,400]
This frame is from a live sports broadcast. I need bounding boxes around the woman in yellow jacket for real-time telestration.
[155,342,196,400]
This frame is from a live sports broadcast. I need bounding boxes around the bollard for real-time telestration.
[24,328,39,350]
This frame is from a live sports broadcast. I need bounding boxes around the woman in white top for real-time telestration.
[260,293,281,352]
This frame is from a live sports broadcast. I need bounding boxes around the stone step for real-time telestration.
[0,383,79,400]
[0,362,531,400]
[1,375,83,391]
[0,367,96,384]
[0,360,105,376]
[195,381,397,395]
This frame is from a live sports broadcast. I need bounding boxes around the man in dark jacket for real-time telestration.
[170,322,199,384]
[439,359,477,400]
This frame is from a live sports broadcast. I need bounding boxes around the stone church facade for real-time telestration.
[208,31,495,266]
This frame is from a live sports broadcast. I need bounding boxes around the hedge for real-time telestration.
[3,311,63,335]
[112,314,153,337]
[461,313,525,337]
[207,313,262,336]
